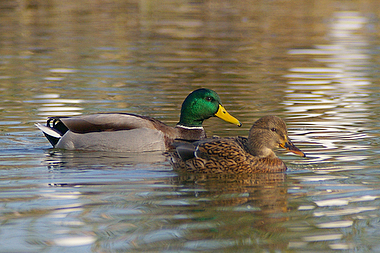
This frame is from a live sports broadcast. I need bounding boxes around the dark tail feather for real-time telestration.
[35,123,62,147]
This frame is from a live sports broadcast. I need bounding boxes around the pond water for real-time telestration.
[2,0,380,252]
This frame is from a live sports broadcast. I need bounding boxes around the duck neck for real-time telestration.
[175,124,206,140]
[176,124,204,130]
[247,140,277,159]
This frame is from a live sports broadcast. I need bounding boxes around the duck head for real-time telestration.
[247,115,306,158]
[178,88,241,127]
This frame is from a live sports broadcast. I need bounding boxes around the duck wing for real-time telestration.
[173,137,222,161]
[175,142,197,161]
[53,113,162,134]
[196,138,245,160]
[37,113,176,148]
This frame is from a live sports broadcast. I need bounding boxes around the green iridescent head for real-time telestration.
[178,88,241,127]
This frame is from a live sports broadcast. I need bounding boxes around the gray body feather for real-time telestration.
[55,127,166,152]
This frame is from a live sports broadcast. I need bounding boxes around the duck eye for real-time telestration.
[205,97,213,102]
[271,128,277,132]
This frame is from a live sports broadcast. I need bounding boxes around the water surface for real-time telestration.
[1,0,380,252]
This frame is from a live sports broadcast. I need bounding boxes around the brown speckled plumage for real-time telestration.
[171,116,306,174]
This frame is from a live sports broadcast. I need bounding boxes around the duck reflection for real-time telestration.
[43,149,168,170]
[171,172,289,250]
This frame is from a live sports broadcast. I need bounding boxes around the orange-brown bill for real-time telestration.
[279,139,306,157]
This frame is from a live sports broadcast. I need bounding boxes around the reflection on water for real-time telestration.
[44,150,168,169]
[35,94,84,117]
[285,11,372,165]
[2,1,380,252]
[281,12,380,250]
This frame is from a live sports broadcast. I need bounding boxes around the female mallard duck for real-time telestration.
[35,88,241,152]
[172,115,306,173]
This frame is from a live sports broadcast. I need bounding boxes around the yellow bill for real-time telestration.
[215,104,242,127]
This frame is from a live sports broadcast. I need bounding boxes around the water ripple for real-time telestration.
[285,11,373,164]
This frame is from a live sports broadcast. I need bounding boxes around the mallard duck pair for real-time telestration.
[172,115,306,173]
[36,89,305,173]
[36,88,241,152]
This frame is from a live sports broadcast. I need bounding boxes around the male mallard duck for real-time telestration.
[172,115,305,173]
[35,88,241,152]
